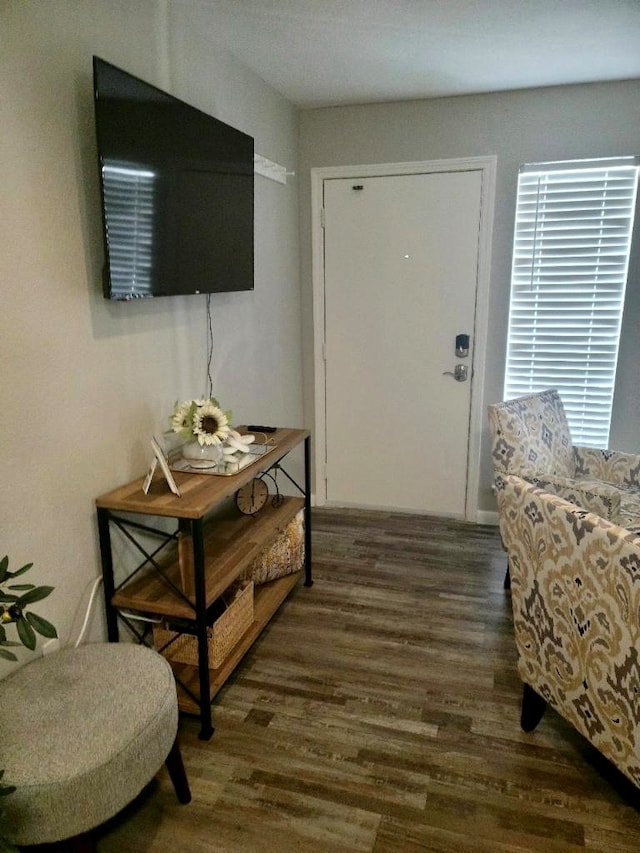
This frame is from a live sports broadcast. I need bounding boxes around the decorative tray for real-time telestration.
[169,443,277,477]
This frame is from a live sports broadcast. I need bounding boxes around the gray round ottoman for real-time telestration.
[0,643,190,849]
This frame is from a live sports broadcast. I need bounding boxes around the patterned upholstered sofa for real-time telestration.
[487,389,640,533]
[497,473,640,788]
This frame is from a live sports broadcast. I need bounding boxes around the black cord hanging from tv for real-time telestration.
[206,294,214,399]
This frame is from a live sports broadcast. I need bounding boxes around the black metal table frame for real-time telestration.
[97,435,312,740]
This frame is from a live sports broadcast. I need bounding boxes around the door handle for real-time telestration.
[443,364,468,382]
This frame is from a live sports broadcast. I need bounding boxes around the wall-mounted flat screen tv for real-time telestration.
[93,56,254,300]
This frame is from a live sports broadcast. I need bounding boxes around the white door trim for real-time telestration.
[311,156,496,522]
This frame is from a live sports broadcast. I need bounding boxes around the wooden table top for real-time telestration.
[95,427,309,520]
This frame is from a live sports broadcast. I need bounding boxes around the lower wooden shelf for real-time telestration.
[112,496,304,620]
[169,570,302,714]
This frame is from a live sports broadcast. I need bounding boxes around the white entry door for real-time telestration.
[322,168,483,517]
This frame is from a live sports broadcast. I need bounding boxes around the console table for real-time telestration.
[95,427,312,740]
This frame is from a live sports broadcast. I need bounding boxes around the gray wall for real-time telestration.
[298,80,640,514]
[1,0,302,663]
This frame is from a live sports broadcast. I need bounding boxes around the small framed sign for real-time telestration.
[142,437,181,497]
[142,457,158,494]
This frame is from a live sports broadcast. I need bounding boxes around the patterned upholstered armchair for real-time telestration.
[487,389,640,533]
[496,473,640,789]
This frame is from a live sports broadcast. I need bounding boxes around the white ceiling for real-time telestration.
[192,0,640,108]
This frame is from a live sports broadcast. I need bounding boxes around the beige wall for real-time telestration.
[3,1,639,665]
[1,0,302,665]
[298,81,640,514]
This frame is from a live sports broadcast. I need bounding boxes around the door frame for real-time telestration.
[311,156,497,520]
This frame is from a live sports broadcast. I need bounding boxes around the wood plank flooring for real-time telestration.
[95,508,640,852]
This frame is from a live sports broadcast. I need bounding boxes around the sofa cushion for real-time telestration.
[574,445,640,489]
[617,488,640,535]
[529,474,622,520]
[488,389,574,479]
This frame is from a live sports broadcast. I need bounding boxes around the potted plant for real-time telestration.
[0,556,56,661]
[0,556,56,850]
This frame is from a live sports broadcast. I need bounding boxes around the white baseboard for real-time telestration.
[476,510,499,526]
[309,497,499,525]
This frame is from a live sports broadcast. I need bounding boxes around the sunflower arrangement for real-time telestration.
[169,397,233,447]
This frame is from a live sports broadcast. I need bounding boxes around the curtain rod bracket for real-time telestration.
[254,153,294,185]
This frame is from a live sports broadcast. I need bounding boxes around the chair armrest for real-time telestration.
[526,473,621,520]
[573,446,640,488]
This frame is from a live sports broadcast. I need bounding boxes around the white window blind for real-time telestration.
[504,158,639,447]
[102,161,156,299]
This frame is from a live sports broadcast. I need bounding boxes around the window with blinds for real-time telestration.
[102,162,156,299]
[504,157,640,447]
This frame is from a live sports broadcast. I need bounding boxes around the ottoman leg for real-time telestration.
[165,737,191,804]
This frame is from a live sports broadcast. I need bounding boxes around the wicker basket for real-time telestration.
[243,511,305,586]
[153,579,254,669]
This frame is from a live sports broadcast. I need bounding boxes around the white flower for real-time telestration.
[170,401,194,438]
[225,430,255,454]
[167,396,232,447]
[192,403,231,446]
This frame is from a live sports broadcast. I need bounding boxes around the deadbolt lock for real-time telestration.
[455,333,470,358]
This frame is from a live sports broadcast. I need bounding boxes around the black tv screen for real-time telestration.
[93,57,254,300]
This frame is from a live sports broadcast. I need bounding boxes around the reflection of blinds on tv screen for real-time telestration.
[102,162,156,300]
[93,56,254,300]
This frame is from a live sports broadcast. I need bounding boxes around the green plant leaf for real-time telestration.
[0,625,5,641]
[8,562,33,578]
[0,594,19,603]
[0,641,22,647]
[0,648,17,662]
[17,586,54,606]
[16,617,36,650]
[0,557,8,583]
[26,611,58,639]
[8,584,35,591]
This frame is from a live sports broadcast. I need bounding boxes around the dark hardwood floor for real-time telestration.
[97,508,640,852]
